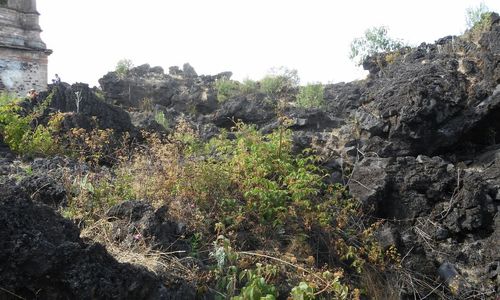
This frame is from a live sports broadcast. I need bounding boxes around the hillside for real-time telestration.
[0,13,499,300]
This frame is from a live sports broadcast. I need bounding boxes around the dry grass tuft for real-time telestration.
[81,218,198,283]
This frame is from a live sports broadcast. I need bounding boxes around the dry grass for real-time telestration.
[81,218,198,283]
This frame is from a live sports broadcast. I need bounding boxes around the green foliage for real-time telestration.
[183,122,323,226]
[233,267,278,300]
[215,77,240,102]
[240,78,259,94]
[290,282,315,300]
[115,59,134,79]
[154,111,169,129]
[211,236,278,300]
[56,116,394,298]
[64,167,135,223]
[0,0,7,6]
[189,232,203,258]
[296,83,325,108]
[349,26,406,66]
[260,67,299,100]
[465,2,490,29]
[0,92,62,156]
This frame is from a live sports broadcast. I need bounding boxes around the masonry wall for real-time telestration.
[0,47,48,96]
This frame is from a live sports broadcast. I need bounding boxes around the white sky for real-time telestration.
[38,0,500,87]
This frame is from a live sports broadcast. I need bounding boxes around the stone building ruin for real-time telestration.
[0,0,51,96]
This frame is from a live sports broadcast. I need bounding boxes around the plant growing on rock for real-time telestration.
[115,58,134,79]
[349,26,406,66]
[154,111,169,129]
[0,92,62,156]
[465,2,490,29]
[260,67,299,101]
[240,78,259,94]
[296,83,325,108]
[57,116,397,298]
[215,77,240,102]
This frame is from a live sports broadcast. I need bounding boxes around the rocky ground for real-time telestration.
[1,14,499,300]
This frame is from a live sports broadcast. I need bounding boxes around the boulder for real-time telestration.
[0,182,188,299]
[99,63,220,116]
[106,200,189,253]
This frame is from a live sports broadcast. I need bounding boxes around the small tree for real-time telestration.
[465,2,489,29]
[349,26,405,66]
[115,59,134,79]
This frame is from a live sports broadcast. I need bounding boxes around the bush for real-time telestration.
[260,67,299,100]
[349,26,406,66]
[296,83,325,108]
[0,92,62,156]
[240,78,259,94]
[215,77,240,102]
[58,118,398,298]
[115,59,134,79]
[465,2,490,29]
[154,111,169,129]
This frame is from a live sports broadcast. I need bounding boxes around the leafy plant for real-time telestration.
[296,83,325,108]
[215,77,240,102]
[233,265,278,300]
[290,282,315,300]
[240,78,259,94]
[115,59,134,79]
[349,26,406,66]
[465,2,489,29]
[0,92,62,156]
[260,67,299,100]
[154,111,169,129]
[191,122,323,226]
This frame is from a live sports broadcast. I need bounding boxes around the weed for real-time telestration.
[296,83,325,108]
[115,59,134,79]
[0,92,62,157]
[240,78,259,94]
[215,77,240,102]
[154,111,169,129]
[260,67,299,101]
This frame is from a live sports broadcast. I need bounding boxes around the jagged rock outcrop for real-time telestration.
[38,83,137,134]
[340,15,500,297]
[99,63,223,115]
[0,181,188,299]
[106,200,189,253]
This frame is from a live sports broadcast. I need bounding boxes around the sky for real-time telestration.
[37,0,500,87]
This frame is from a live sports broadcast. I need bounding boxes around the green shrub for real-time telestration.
[188,122,323,226]
[154,111,169,129]
[349,26,406,66]
[215,77,240,102]
[240,78,259,94]
[0,92,62,156]
[115,59,134,79]
[296,83,325,108]
[0,94,30,152]
[64,168,135,223]
[233,268,278,300]
[260,67,299,100]
[59,118,394,298]
[290,282,315,300]
[465,2,489,29]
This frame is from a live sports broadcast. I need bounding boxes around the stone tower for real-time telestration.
[0,0,51,96]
